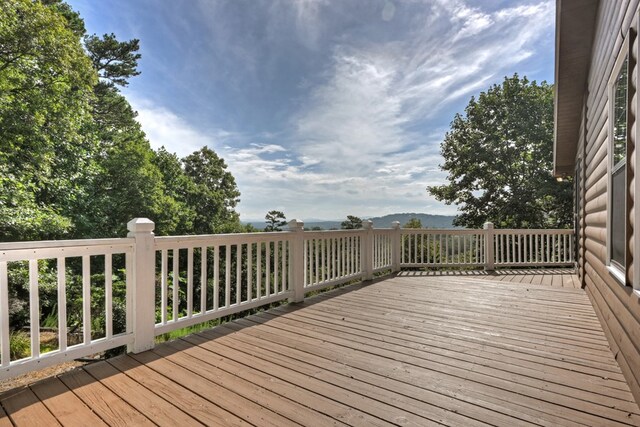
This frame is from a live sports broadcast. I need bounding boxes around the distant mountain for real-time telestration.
[365,213,456,229]
[244,212,456,230]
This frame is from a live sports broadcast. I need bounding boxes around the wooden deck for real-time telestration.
[1,274,638,426]
[399,268,582,288]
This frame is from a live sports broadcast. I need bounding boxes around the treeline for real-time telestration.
[0,0,247,242]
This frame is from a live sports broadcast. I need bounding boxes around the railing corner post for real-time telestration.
[288,219,305,303]
[127,218,156,353]
[391,221,401,273]
[483,221,495,271]
[362,220,374,281]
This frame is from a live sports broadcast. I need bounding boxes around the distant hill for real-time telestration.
[244,212,456,230]
[365,213,456,229]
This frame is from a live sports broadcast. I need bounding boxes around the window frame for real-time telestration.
[607,33,632,286]
[633,17,640,294]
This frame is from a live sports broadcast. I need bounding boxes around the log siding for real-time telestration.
[575,0,640,405]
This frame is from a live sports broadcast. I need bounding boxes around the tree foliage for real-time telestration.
[428,75,572,229]
[0,2,250,346]
[0,0,97,240]
[0,0,244,241]
[341,215,363,230]
[403,218,423,229]
[84,33,141,87]
[264,210,287,232]
[183,147,242,234]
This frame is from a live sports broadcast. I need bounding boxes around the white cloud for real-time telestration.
[451,5,493,41]
[273,1,553,219]
[128,96,226,157]
[122,0,554,221]
[127,97,449,220]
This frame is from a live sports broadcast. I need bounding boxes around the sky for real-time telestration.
[67,0,555,221]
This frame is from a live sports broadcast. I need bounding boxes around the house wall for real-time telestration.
[581,0,640,403]
[577,103,586,285]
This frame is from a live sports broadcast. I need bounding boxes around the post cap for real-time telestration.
[391,221,401,229]
[483,221,494,229]
[362,220,373,230]
[287,219,304,231]
[127,218,155,233]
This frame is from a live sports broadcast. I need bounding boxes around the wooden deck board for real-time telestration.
[0,386,60,427]
[399,268,578,284]
[83,360,199,426]
[236,312,635,425]
[166,336,431,426]
[150,340,352,427]
[0,405,11,427]
[58,368,154,426]
[107,355,247,427]
[30,377,106,427]
[130,349,298,427]
[262,309,631,399]
[1,273,639,426]
[207,323,560,426]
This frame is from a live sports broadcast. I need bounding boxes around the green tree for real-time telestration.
[76,132,170,237]
[404,218,423,229]
[0,0,97,241]
[183,147,242,233]
[341,215,363,230]
[84,33,140,87]
[428,74,572,228]
[152,148,197,234]
[71,30,173,238]
[264,210,286,231]
[40,0,86,36]
[0,0,244,241]
[0,1,250,347]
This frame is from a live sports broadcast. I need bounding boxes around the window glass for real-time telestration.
[611,166,626,269]
[613,56,628,167]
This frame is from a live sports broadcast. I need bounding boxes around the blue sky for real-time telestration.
[68,0,555,221]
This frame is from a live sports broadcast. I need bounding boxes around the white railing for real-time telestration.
[372,229,394,272]
[0,238,135,379]
[302,230,362,292]
[400,229,486,268]
[399,224,574,269]
[153,231,292,335]
[0,218,573,380]
[493,229,574,267]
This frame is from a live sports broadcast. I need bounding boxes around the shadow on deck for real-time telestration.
[1,273,639,426]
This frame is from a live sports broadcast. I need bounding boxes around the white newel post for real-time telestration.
[391,221,401,273]
[484,222,495,271]
[288,219,305,303]
[362,220,373,281]
[127,218,156,353]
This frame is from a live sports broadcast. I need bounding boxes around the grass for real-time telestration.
[40,342,57,354]
[154,298,294,345]
[9,331,30,360]
[155,320,222,344]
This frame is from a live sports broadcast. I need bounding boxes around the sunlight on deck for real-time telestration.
[1,274,638,426]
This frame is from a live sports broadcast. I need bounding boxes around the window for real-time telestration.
[608,44,630,283]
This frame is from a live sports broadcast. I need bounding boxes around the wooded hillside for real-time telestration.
[0,0,246,241]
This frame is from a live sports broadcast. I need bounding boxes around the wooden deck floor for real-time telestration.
[399,268,581,288]
[1,274,638,426]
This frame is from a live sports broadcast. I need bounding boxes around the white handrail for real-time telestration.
[0,238,134,379]
[153,231,294,335]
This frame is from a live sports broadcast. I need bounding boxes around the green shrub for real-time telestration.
[9,331,30,360]
[42,303,58,328]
